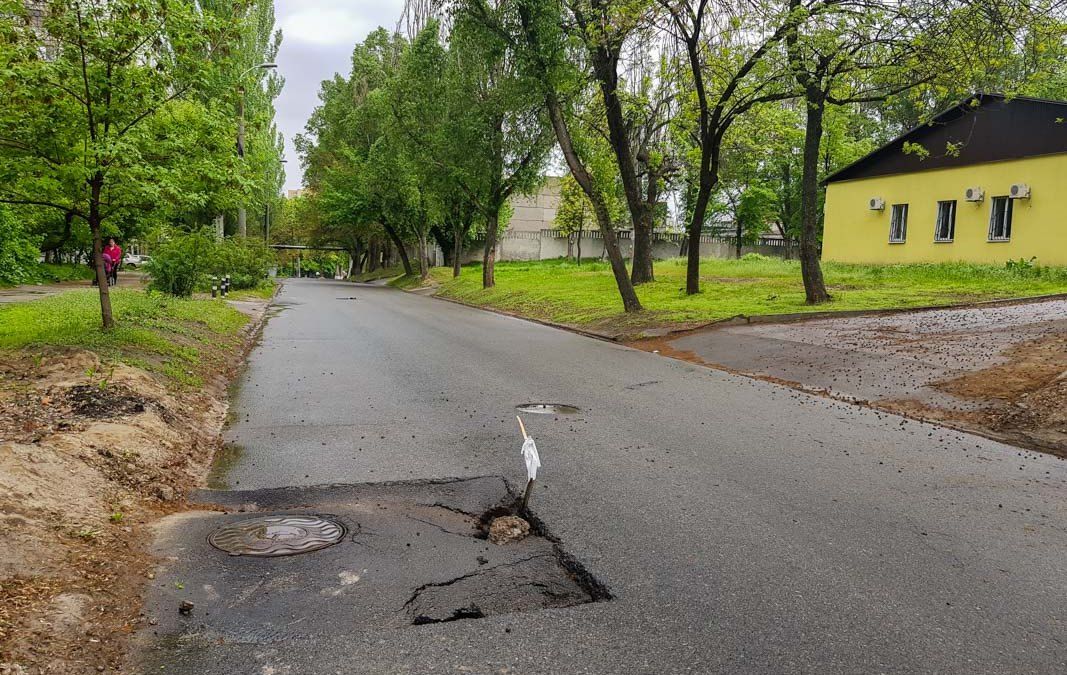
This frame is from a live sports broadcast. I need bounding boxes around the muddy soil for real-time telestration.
[0,301,266,673]
[633,301,1067,459]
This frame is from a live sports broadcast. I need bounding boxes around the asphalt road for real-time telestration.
[137,278,1067,674]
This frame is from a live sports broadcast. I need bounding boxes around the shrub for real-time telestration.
[145,230,216,297]
[741,252,771,262]
[210,237,275,290]
[0,207,41,285]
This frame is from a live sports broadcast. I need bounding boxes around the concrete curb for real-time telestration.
[401,281,1067,343]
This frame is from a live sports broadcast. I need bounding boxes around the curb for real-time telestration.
[401,281,1067,344]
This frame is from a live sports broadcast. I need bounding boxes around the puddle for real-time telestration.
[206,441,244,489]
[208,514,346,557]
[516,403,581,415]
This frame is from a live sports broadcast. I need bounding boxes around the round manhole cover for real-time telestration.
[208,515,346,557]
[516,403,581,415]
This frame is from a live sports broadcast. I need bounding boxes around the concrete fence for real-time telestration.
[448,229,799,265]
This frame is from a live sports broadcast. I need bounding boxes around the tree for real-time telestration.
[449,1,554,288]
[554,175,591,264]
[0,1,246,328]
[657,0,797,295]
[509,0,643,312]
[558,0,677,284]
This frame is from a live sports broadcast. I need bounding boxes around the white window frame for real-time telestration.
[934,200,956,242]
[988,196,1013,242]
[889,203,908,243]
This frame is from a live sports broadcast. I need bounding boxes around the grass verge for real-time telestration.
[352,265,404,283]
[0,288,249,387]
[420,257,1067,333]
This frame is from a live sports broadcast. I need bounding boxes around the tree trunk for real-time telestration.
[735,213,743,259]
[88,175,114,329]
[631,210,655,284]
[483,207,499,288]
[586,38,654,286]
[453,223,463,278]
[368,240,381,272]
[419,231,431,280]
[382,222,413,276]
[543,91,641,312]
[576,221,583,266]
[685,169,715,295]
[431,224,452,267]
[799,93,831,304]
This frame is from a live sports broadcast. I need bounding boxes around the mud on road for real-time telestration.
[634,298,1067,459]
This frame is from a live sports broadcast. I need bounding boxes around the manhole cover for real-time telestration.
[515,403,581,415]
[208,515,346,557]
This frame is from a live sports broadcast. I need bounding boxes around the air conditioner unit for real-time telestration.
[964,187,984,202]
[868,197,885,211]
[1009,183,1030,199]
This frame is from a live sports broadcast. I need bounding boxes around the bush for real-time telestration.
[741,252,771,262]
[145,231,276,297]
[145,230,217,297]
[0,207,42,286]
[211,238,275,290]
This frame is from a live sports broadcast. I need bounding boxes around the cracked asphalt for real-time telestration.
[134,278,1067,674]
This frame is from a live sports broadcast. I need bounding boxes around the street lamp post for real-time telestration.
[237,62,277,237]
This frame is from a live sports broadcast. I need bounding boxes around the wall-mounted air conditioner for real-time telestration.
[868,197,885,211]
[1009,183,1030,199]
[964,187,984,202]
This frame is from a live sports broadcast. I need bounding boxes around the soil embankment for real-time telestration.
[0,299,268,673]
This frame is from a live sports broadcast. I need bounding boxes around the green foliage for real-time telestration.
[0,207,40,286]
[146,231,275,296]
[211,238,276,290]
[145,231,218,298]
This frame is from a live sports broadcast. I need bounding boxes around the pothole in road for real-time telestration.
[515,403,581,415]
[208,514,346,557]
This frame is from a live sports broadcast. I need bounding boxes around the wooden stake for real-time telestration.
[516,415,528,439]
[522,478,535,511]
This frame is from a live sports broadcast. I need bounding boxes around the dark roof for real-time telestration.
[825,93,1067,184]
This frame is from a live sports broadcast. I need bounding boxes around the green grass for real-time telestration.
[227,281,278,301]
[38,263,96,284]
[424,257,1067,330]
[352,265,404,283]
[0,289,249,386]
[0,262,95,288]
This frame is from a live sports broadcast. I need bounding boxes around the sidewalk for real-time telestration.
[0,272,146,304]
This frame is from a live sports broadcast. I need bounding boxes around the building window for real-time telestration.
[934,200,956,242]
[889,204,908,243]
[988,196,1013,242]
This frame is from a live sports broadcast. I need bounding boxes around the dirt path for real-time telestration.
[633,298,1067,458]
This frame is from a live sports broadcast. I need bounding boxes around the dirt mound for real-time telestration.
[0,348,231,672]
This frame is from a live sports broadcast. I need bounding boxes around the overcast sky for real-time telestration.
[275,0,406,192]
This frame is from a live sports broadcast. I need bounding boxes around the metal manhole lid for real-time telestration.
[516,403,581,415]
[208,515,346,557]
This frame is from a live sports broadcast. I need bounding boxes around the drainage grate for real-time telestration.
[515,403,580,415]
[208,515,346,557]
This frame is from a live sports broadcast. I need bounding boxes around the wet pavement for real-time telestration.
[135,279,1067,674]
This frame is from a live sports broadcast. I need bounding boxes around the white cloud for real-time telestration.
[280,8,372,46]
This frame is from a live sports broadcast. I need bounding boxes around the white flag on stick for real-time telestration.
[522,436,541,481]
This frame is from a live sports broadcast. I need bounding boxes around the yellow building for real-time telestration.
[823,94,1067,266]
